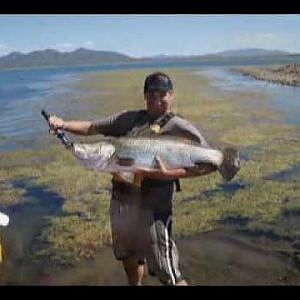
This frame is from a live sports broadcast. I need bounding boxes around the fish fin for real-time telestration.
[194,161,212,166]
[112,172,134,183]
[117,157,135,167]
[150,135,202,146]
[133,173,144,187]
[155,155,168,172]
[112,173,127,183]
[219,148,241,181]
[113,172,143,187]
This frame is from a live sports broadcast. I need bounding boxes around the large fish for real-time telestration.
[41,110,240,182]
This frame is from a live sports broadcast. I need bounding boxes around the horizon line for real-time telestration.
[0,47,296,59]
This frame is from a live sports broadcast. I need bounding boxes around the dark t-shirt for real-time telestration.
[91,109,209,213]
[92,109,208,144]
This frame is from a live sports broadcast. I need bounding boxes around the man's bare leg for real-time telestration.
[122,257,144,286]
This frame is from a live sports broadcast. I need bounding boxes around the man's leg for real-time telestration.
[110,182,145,285]
[122,257,145,286]
[146,214,188,286]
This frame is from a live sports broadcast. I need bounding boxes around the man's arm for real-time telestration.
[49,116,94,135]
[137,156,217,181]
[48,110,135,136]
[172,117,210,147]
[181,163,217,178]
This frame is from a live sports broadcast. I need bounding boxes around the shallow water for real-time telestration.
[0,177,64,284]
[198,68,300,126]
[0,176,299,285]
[178,230,300,285]
[1,61,300,152]
[1,63,300,285]
[1,176,299,285]
[1,227,299,285]
[264,163,300,182]
[179,180,250,204]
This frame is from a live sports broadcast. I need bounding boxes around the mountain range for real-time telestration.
[212,48,290,57]
[0,48,298,70]
[0,48,133,69]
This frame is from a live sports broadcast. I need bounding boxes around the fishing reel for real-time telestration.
[41,110,74,149]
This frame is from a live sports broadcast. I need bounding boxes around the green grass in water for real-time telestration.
[1,68,300,265]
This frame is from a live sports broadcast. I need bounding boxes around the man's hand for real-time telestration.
[49,115,65,133]
[185,163,217,177]
[135,156,217,180]
[112,156,217,186]
[48,117,92,136]
[135,155,187,180]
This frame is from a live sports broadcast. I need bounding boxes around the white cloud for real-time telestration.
[232,32,276,47]
[49,41,96,52]
[50,42,75,51]
[0,43,12,56]
[257,33,276,42]
[228,32,300,52]
[0,44,8,50]
[82,41,96,49]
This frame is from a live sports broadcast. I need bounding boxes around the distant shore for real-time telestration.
[232,64,300,87]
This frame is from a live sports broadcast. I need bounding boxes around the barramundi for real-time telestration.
[41,110,240,182]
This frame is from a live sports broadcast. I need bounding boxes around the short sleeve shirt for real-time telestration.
[92,110,209,213]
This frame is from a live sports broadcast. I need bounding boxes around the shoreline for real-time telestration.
[232,63,300,87]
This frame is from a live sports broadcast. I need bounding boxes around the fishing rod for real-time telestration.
[41,109,74,149]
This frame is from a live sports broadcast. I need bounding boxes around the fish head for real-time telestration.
[73,142,116,169]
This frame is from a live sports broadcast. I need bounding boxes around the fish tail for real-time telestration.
[219,148,240,181]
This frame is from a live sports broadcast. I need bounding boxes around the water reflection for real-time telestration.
[264,164,300,182]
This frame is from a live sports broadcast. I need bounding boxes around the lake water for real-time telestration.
[0,68,76,151]
[199,68,300,126]
[1,61,300,285]
[1,61,300,152]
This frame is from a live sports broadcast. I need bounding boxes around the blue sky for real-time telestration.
[0,14,299,57]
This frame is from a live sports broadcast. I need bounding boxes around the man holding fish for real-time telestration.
[48,72,240,286]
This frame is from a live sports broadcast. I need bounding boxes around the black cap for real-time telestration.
[144,72,173,94]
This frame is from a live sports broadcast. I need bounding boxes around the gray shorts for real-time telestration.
[109,181,183,285]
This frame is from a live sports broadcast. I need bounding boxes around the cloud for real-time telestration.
[49,42,75,51]
[232,32,277,47]
[228,32,299,52]
[256,33,276,42]
[82,41,96,49]
[49,41,96,52]
[0,43,12,56]
[0,43,8,50]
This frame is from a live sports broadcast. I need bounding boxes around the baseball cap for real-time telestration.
[144,72,173,94]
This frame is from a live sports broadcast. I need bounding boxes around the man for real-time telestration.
[49,72,216,285]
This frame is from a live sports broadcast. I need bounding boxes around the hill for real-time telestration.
[0,48,134,69]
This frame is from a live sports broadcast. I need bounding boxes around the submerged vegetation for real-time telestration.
[1,68,300,268]
[233,63,300,87]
